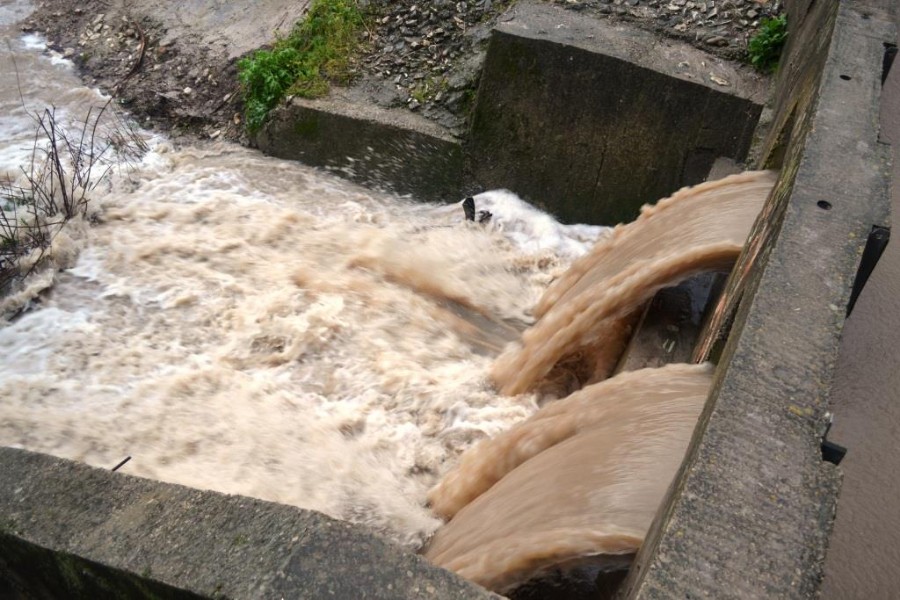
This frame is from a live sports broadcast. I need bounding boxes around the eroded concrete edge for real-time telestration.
[0,447,496,599]
[622,2,895,598]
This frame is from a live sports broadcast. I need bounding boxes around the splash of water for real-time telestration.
[491,171,777,397]
[425,363,714,593]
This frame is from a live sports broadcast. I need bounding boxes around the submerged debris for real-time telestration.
[462,196,492,224]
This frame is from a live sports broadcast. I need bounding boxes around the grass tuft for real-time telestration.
[237,0,365,133]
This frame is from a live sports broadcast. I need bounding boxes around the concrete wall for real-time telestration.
[257,94,465,203]
[467,2,767,225]
[256,1,767,225]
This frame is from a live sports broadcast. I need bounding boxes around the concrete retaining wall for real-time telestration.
[0,447,494,599]
[467,2,767,225]
[256,1,767,225]
[621,1,895,597]
[257,94,465,203]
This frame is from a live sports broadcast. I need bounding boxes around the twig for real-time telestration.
[111,456,132,471]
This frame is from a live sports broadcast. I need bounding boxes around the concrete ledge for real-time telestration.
[622,1,895,598]
[256,94,464,203]
[0,447,494,599]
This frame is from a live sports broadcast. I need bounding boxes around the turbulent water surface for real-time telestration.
[0,0,607,548]
[0,1,775,592]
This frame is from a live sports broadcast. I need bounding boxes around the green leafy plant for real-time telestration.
[748,14,788,74]
[237,0,365,133]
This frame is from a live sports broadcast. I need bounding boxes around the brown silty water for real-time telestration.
[491,170,777,397]
[425,363,714,593]
[423,173,775,592]
[2,1,781,592]
[1,3,607,549]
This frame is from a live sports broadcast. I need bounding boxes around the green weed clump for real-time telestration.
[748,14,788,74]
[237,0,364,133]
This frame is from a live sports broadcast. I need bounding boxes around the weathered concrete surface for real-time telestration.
[467,0,768,225]
[257,93,464,203]
[0,447,495,600]
[621,1,894,598]
[821,4,900,596]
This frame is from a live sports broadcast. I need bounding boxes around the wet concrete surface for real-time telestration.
[821,22,900,600]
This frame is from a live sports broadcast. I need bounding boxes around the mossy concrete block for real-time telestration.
[467,0,769,225]
[0,447,495,599]
[256,94,465,204]
[622,1,895,598]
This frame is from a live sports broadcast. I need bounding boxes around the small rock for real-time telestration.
[183,87,193,95]
[709,74,730,86]
[63,47,75,58]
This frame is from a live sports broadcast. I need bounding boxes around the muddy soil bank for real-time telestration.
[25,0,781,145]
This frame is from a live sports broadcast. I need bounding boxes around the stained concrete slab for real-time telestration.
[821,4,900,596]
[0,447,495,600]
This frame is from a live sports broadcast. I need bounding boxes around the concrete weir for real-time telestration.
[1,1,895,599]
[256,0,768,224]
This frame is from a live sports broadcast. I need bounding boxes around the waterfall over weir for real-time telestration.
[426,363,713,593]
[492,170,777,397]
[424,171,775,593]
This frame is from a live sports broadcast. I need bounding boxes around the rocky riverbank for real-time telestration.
[24,0,782,141]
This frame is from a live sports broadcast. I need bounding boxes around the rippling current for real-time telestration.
[0,0,608,548]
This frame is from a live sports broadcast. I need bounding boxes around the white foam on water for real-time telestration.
[0,11,604,549]
[0,143,585,547]
[468,189,610,258]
